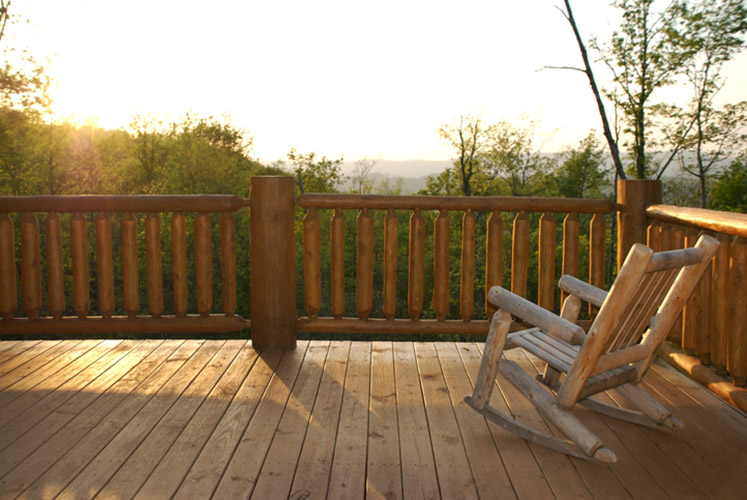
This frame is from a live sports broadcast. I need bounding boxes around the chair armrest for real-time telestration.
[487,286,587,345]
[558,275,608,308]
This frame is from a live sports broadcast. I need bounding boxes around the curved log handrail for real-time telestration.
[647,204,747,238]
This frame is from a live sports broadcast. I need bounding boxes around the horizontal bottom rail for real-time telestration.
[0,314,250,335]
[297,317,491,335]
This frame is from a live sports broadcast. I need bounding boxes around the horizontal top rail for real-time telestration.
[297,193,619,213]
[0,195,250,213]
[647,204,747,238]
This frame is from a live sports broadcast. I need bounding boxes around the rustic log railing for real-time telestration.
[0,195,250,335]
[645,204,747,386]
[1,176,745,390]
[295,193,616,336]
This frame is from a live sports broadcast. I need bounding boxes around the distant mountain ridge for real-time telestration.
[339,159,452,193]
[341,159,452,178]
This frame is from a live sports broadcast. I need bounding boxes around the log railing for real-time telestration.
[1,176,743,389]
[646,204,747,385]
[295,194,617,336]
[0,195,249,335]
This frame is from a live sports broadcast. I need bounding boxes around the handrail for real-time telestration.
[0,195,249,213]
[646,204,747,238]
[298,193,618,213]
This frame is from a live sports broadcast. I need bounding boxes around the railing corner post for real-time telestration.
[250,176,297,351]
[617,179,662,271]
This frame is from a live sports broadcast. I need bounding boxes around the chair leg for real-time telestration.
[615,383,685,430]
[467,309,512,410]
[499,359,617,463]
[541,365,562,388]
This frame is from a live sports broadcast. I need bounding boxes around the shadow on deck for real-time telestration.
[0,339,745,499]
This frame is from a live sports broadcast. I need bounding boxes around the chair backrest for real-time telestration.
[556,234,720,408]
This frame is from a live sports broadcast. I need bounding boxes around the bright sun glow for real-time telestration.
[8,0,747,163]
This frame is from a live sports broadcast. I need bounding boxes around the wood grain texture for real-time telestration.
[45,213,65,319]
[433,209,450,321]
[511,211,529,298]
[20,212,42,320]
[0,339,742,499]
[0,214,16,320]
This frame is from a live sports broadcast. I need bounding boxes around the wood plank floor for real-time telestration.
[0,339,745,499]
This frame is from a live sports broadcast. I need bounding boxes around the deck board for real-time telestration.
[0,339,745,500]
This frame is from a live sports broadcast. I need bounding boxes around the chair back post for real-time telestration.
[557,243,654,409]
[635,234,721,377]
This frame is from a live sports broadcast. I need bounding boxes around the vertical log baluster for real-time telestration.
[356,207,374,320]
[460,209,476,321]
[728,237,746,386]
[303,207,322,319]
[408,208,425,321]
[220,211,237,317]
[194,212,212,317]
[659,223,673,251]
[669,225,685,342]
[485,210,503,316]
[383,208,398,321]
[695,231,713,363]
[145,212,163,318]
[433,209,450,321]
[538,212,556,310]
[121,212,139,318]
[95,212,114,318]
[511,211,529,298]
[20,212,42,320]
[45,213,64,319]
[0,213,17,320]
[330,208,345,319]
[172,213,188,317]
[561,213,580,306]
[589,213,606,319]
[647,220,662,251]
[682,227,700,355]
[70,212,89,319]
[710,234,731,374]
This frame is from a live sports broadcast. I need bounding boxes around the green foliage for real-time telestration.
[427,115,557,197]
[709,157,747,213]
[594,0,691,179]
[553,133,610,199]
[284,149,345,195]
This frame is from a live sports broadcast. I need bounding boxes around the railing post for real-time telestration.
[617,179,662,270]
[250,176,297,350]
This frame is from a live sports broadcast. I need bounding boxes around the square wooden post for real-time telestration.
[250,176,297,350]
[617,179,662,272]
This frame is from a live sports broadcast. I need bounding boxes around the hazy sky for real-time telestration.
[7,0,747,163]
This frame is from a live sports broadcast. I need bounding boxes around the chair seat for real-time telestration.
[508,327,580,374]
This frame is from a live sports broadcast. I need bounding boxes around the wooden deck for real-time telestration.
[0,340,745,499]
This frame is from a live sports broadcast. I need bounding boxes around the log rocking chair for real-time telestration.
[465,235,720,463]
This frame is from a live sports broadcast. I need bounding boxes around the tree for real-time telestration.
[0,0,49,113]
[286,149,344,194]
[677,102,747,207]
[558,0,628,180]
[593,0,692,179]
[667,0,747,206]
[437,115,494,196]
[561,0,746,183]
[483,118,555,196]
[554,132,610,199]
[165,114,259,195]
[350,157,377,194]
[709,157,747,212]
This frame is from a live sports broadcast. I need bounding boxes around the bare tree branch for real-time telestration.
[561,0,627,179]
